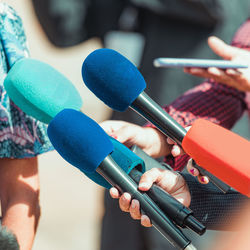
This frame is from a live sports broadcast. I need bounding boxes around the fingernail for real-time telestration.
[141,215,148,222]
[110,134,117,139]
[201,177,206,182]
[172,146,180,156]
[190,168,195,174]
[139,182,149,189]
[131,200,138,209]
[123,193,130,200]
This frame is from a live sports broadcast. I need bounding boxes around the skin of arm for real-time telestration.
[0,157,40,250]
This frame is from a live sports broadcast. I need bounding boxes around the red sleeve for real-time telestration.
[146,19,250,171]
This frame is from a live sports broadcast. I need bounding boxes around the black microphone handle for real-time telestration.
[129,145,205,234]
[130,91,230,193]
[131,91,186,145]
[96,155,194,250]
[129,168,206,235]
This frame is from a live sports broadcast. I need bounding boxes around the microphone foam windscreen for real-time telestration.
[82,48,146,111]
[85,137,145,189]
[4,58,82,123]
[47,109,114,173]
[182,119,250,197]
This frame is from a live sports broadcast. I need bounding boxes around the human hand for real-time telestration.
[99,120,172,158]
[109,168,190,227]
[186,159,209,184]
[184,36,250,92]
[166,127,209,184]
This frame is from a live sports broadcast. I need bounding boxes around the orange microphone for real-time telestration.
[82,48,250,197]
[183,119,250,197]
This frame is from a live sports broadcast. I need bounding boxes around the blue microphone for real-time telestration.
[47,109,195,250]
[81,48,231,194]
[82,48,186,145]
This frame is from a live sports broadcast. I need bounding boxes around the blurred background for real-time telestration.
[3,0,250,250]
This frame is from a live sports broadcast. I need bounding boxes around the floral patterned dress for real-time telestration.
[0,3,53,158]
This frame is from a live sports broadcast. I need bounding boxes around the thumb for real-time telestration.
[208,36,239,60]
[114,126,138,147]
[138,168,163,191]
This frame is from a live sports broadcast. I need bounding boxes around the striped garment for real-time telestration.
[148,18,250,171]
[0,3,53,158]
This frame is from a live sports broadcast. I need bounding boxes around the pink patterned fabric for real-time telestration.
[146,18,250,171]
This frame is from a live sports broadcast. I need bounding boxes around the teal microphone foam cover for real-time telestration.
[4,58,82,123]
[85,137,145,189]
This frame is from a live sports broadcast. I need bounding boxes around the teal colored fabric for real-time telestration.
[84,137,145,189]
[0,3,53,158]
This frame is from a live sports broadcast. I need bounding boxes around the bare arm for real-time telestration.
[0,157,40,250]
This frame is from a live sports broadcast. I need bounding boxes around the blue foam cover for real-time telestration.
[47,109,113,173]
[4,58,82,123]
[82,48,146,111]
[85,137,145,189]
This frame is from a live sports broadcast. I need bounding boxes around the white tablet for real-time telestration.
[154,58,248,69]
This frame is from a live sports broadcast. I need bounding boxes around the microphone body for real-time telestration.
[47,109,196,250]
[129,168,205,235]
[97,155,192,250]
[82,48,250,197]
[131,91,231,193]
[4,58,82,123]
[2,56,205,233]
[131,91,186,145]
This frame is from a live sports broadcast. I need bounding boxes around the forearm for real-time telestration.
[148,80,247,170]
[181,173,249,230]
[0,157,40,250]
[1,200,40,250]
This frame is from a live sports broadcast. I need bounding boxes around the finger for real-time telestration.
[119,192,131,212]
[167,128,188,156]
[208,36,239,60]
[171,144,184,157]
[99,120,131,134]
[207,67,235,84]
[225,68,242,76]
[114,126,139,147]
[141,215,152,227]
[207,67,245,89]
[222,70,249,91]
[99,120,121,134]
[109,133,118,140]
[138,168,163,191]
[188,68,208,75]
[166,137,176,145]
[130,200,141,220]
[186,68,212,78]
[198,175,210,184]
[109,187,120,199]
[208,66,224,76]
[183,67,190,73]
[187,159,199,177]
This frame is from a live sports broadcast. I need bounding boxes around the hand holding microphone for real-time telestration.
[100,120,173,158]
[110,167,190,227]
[47,109,197,250]
[3,60,204,248]
[82,48,250,197]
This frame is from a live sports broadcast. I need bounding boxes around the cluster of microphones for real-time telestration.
[4,49,250,250]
